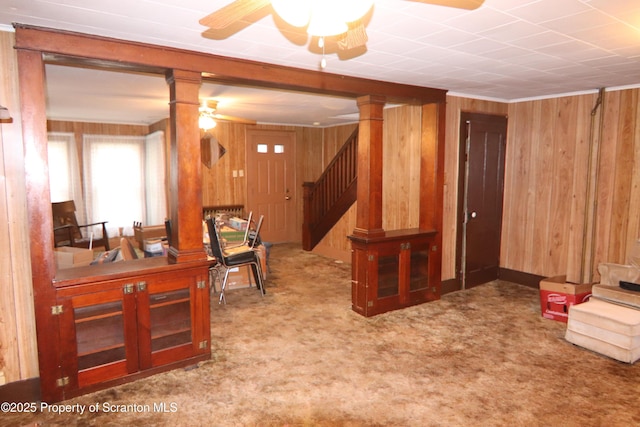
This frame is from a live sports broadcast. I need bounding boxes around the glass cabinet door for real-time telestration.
[377,253,400,298]
[75,300,126,370]
[149,287,192,352]
[409,248,430,291]
[67,286,138,388]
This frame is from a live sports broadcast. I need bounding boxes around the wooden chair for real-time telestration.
[52,200,110,250]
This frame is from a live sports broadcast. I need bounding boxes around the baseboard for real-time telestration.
[499,268,544,289]
[441,278,460,295]
[0,377,40,403]
[441,269,543,294]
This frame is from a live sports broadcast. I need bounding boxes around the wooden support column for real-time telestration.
[352,95,386,238]
[16,47,61,403]
[166,69,207,263]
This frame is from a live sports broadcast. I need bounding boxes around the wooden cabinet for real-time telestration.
[51,258,211,399]
[350,229,440,317]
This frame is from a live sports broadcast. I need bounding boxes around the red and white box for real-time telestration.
[539,275,592,323]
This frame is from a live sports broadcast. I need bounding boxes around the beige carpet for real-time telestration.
[5,243,640,427]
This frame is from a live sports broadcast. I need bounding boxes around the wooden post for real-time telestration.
[166,69,207,263]
[352,95,386,238]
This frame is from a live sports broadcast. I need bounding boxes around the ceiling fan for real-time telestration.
[199,0,484,51]
[199,99,257,131]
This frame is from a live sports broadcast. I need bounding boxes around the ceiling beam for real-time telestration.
[14,24,446,105]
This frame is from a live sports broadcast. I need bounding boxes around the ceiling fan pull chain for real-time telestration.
[319,36,327,69]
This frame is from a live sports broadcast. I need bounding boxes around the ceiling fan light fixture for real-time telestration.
[271,0,311,27]
[306,8,349,37]
[339,0,374,23]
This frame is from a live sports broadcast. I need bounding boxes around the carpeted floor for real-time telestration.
[4,243,640,427]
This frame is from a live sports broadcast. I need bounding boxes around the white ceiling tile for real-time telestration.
[508,0,591,24]
[4,0,640,123]
[443,7,515,33]
[541,9,618,34]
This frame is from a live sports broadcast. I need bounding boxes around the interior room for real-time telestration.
[1,0,640,425]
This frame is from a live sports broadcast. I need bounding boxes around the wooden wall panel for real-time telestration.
[596,89,640,269]
[382,105,422,230]
[0,31,39,384]
[501,89,640,283]
[564,96,593,284]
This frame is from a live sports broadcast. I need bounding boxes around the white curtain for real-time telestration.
[47,132,86,224]
[83,132,167,237]
[144,130,167,225]
[83,134,146,237]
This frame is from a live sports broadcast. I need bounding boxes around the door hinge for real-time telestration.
[199,340,209,350]
[432,245,438,252]
[367,254,374,262]
[123,283,134,294]
[51,305,63,315]
[197,280,207,289]
[56,376,70,387]
[137,281,147,292]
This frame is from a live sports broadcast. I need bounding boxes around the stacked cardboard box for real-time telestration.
[539,275,592,322]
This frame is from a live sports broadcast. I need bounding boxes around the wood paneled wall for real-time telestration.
[0,31,39,385]
[501,95,596,281]
[501,90,640,283]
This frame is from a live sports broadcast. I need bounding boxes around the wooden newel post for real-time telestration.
[352,95,386,238]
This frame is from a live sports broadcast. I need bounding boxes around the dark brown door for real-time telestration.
[459,113,508,288]
[245,129,296,243]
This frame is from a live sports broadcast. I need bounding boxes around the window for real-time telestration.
[83,133,166,236]
[274,144,284,154]
[257,143,268,153]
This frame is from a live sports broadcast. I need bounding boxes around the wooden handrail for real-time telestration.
[302,127,358,250]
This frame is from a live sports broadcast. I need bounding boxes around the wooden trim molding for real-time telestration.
[442,269,544,296]
[499,268,545,289]
[0,378,40,404]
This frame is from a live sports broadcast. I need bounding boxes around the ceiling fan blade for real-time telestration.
[337,20,368,51]
[199,0,271,30]
[406,0,484,10]
[213,113,257,125]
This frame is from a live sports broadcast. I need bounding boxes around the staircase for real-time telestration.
[302,127,358,251]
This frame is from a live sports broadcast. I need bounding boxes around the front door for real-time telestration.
[245,129,296,243]
[459,113,508,288]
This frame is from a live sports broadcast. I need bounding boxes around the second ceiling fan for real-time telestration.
[199,99,257,131]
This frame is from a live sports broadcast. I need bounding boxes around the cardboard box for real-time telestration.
[228,217,248,231]
[55,247,94,269]
[539,275,592,322]
[134,224,166,249]
[144,238,164,254]
[226,266,252,290]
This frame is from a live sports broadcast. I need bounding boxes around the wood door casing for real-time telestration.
[246,129,296,243]
[459,113,508,288]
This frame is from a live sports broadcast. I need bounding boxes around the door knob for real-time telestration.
[471,211,477,218]
[285,196,291,200]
